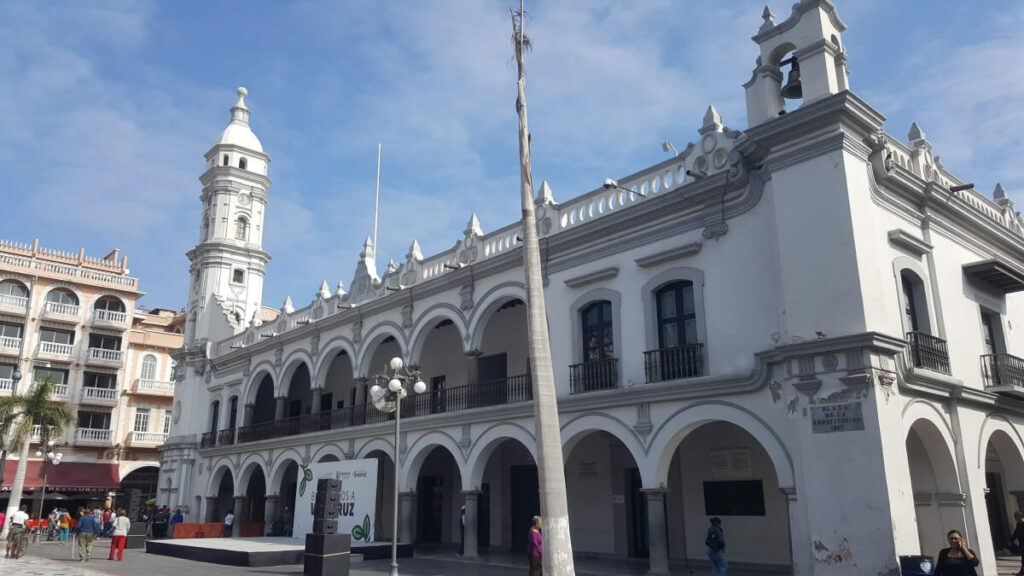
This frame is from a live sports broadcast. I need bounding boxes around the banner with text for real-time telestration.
[293,459,378,542]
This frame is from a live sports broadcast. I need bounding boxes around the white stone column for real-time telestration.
[264,495,279,535]
[312,388,323,412]
[462,490,480,559]
[642,489,669,575]
[232,496,245,537]
[274,396,287,420]
[399,491,416,544]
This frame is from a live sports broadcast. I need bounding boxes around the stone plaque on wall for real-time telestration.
[811,402,864,433]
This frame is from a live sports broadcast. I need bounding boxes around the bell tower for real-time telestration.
[184,87,272,345]
[744,0,850,127]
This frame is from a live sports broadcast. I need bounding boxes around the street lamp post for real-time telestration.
[369,357,426,576]
[34,440,63,542]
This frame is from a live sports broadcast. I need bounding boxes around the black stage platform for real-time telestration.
[145,537,413,566]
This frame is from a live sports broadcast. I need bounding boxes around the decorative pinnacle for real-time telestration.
[407,239,423,261]
[908,122,926,144]
[759,6,776,32]
[465,214,483,237]
[336,280,347,296]
[361,235,375,259]
[318,280,331,299]
[994,183,1006,200]
[537,180,555,204]
[231,87,251,124]
[699,105,723,135]
[282,296,294,314]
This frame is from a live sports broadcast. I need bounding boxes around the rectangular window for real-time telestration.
[77,411,111,430]
[0,322,23,339]
[134,408,151,432]
[88,334,121,350]
[34,367,68,385]
[83,372,117,389]
[703,480,766,516]
[163,410,172,434]
[39,328,74,345]
[232,269,245,284]
[0,363,14,379]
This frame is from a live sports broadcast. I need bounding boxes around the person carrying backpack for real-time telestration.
[705,517,727,576]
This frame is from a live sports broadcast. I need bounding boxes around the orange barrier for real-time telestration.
[171,522,226,538]
[239,522,265,537]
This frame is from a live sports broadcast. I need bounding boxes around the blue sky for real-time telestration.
[0,1,1020,310]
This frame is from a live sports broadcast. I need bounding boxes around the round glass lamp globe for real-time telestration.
[370,384,382,398]
[389,357,404,372]
[413,381,427,394]
[35,450,43,457]
[46,451,55,459]
[388,378,403,393]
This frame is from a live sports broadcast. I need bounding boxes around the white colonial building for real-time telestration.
[159,2,1024,574]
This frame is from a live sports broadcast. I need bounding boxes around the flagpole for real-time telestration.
[373,143,382,250]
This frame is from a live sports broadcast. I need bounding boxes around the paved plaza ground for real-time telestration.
[6,539,1024,575]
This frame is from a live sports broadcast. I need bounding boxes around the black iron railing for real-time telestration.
[217,428,236,446]
[982,353,1024,390]
[230,374,533,445]
[644,343,704,383]
[199,431,217,449]
[569,358,619,394]
[906,331,950,375]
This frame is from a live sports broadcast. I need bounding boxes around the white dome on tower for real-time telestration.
[217,87,264,153]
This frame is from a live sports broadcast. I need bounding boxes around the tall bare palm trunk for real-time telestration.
[512,4,575,575]
[0,437,31,539]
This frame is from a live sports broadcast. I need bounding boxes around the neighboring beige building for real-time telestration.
[0,238,183,511]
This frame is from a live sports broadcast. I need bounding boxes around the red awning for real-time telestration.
[2,461,120,492]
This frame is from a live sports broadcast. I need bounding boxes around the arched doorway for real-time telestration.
[364,450,396,543]
[242,466,267,537]
[664,421,790,571]
[322,350,357,412]
[415,319,470,415]
[209,467,235,523]
[269,459,300,537]
[252,373,275,424]
[983,430,1024,551]
[906,419,961,553]
[565,430,645,558]
[117,466,160,519]
[411,446,462,550]
[474,438,536,552]
[286,363,313,418]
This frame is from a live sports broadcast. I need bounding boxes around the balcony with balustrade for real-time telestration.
[0,335,21,357]
[982,353,1024,398]
[0,293,28,316]
[906,331,951,375]
[128,431,168,448]
[131,378,175,397]
[79,385,119,406]
[30,424,58,443]
[644,343,705,383]
[30,382,69,400]
[86,347,124,367]
[227,375,534,447]
[0,377,13,396]
[41,301,81,323]
[92,308,129,330]
[74,428,113,446]
[37,341,75,362]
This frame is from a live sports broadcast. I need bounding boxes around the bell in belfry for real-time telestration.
[781,58,803,99]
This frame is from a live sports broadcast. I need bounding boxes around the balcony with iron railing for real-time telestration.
[644,343,705,383]
[41,301,81,321]
[569,358,619,394]
[79,386,119,405]
[92,308,129,329]
[230,374,533,447]
[217,428,237,447]
[0,293,28,315]
[86,347,124,366]
[74,428,112,445]
[37,341,74,361]
[0,335,21,356]
[132,378,175,396]
[128,431,168,447]
[982,353,1024,396]
[906,331,951,375]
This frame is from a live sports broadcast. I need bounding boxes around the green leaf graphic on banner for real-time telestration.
[351,514,372,542]
[298,466,313,497]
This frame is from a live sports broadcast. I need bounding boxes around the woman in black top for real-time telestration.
[935,529,979,576]
[1012,511,1024,576]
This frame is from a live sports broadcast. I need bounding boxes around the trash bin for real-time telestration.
[899,555,935,575]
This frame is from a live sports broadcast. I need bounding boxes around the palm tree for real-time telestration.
[0,379,73,539]
[511,3,575,575]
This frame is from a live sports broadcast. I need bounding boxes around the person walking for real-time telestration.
[1011,511,1024,576]
[458,505,465,557]
[223,510,235,537]
[527,516,543,576]
[108,508,131,561]
[102,506,113,537]
[705,517,727,576]
[934,529,979,576]
[76,507,101,562]
[169,509,184,539]
[5,505,30,559]
[58,507,71,542]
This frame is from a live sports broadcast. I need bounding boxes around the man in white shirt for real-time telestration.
[4,505,30,559]
[223,511,235,538]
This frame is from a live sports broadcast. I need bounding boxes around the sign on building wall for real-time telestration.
[811,402,865,433]
[292,459,379,542]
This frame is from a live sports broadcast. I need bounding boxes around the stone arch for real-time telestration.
[278,351,315,397]
[466,282,527,351]
[356,437,396,460]
[399,431,466,492]
[312,443,348,464]
[244,367,276,405]
[118,462,158,482]
[268,452,305,496]
[207,462,236,497]
[905,410,963,554]
[902,399,958,463]
[978,417,1024,481]
[237,457,271,496]
[355,322,408,379]
[465,422,537,489]
[648,401,795,490]
[408,303,470,364]
[561,412,649,484]
[43,285,82,307]
[314,335,357,388]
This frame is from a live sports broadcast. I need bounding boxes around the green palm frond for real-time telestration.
[0,378,74,446]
